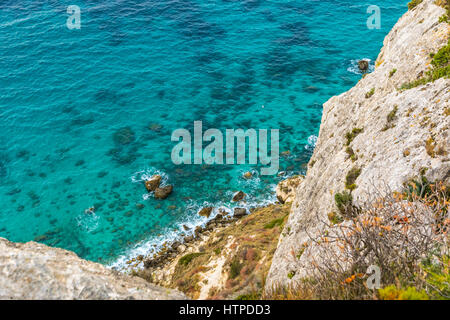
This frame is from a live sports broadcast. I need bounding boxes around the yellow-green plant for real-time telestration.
[379,285,429,300]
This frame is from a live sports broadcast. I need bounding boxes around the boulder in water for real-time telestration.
[154,185,173,200]
[198,207,214,218]
[145,175,162,192]
[243,171,252,179]
[358,60,369,72]
[232,191,246,202]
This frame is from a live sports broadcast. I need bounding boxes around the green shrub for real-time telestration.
[345,147,357,161]
[345,167,361,190]
[421,255,450,299]
[389,68,397,77]
[401,39,450,90]
[327,212,344,225]
[378,285,429,300]
[365,88,375,98]
[408,0,423,10]
[437,0,450,22]
[382,105,399,131]
[287,270,296,279]
[178,253,205,266]
[264,216,285,229]
[236,292,261,300]
[431,39,450,68]
[296,244,307,259]
[404,176,433,200]
[230,258,243,279]
[387,105,398,122]
[345,128,363,146]
[334,191,353,215]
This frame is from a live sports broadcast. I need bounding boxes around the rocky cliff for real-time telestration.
[1,1,447,301]
[266,0,449,289]
[0,237,186,299]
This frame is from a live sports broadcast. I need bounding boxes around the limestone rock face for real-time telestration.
[266,0,449,290]
[0,238,187,300]
[276,176,303,204]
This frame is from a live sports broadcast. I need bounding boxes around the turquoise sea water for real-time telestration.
[0,0,408,267]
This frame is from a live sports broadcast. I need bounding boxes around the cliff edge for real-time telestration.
[266,0,449,290]
[0,237,187,299]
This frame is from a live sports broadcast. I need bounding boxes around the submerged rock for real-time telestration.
[280,150,291,157]
[145,175,162,192]
[135,203,145,210]
[148,123,163,132]
[154,185,173,200]
[113,127,136,145]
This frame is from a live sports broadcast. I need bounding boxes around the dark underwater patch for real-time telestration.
[113,127,136,145]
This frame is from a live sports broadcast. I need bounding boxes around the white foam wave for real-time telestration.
[130,167,169,185]
[108,190,277,271]
[76,211,100,233]
[305,135,318,151]
[130,167,170,200]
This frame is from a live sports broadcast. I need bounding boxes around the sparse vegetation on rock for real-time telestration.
[345,166,361,190]
[408,0,423,10]
[345,128,363,146]
[365,88,375,98]
[267,180,449,300]
[401,38,450,90]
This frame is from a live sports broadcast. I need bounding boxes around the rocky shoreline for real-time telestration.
[126,176,302,299]
[140,206,249,270]
[124,175,303,272]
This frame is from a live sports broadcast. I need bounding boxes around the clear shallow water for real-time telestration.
[0,0,408,266]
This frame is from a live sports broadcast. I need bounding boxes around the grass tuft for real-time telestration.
[178,252,205,266]
[408,0,423,10]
